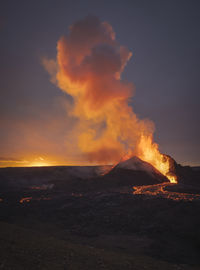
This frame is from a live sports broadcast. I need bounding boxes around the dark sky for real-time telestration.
[1,0,200,166]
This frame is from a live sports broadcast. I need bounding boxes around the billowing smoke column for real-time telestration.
[44,15,177,183]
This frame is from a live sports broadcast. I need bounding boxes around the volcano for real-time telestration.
[93,156,169,192]
[116,156,168,179]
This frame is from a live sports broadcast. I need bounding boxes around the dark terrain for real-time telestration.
[0,158,200,269]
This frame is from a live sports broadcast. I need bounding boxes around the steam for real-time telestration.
[44,15,155,164]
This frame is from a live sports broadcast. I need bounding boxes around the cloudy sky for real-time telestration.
[1,0,200,166]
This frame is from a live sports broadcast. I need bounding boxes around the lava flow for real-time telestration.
[133,183,200,201]
[19,196,51,203]
[20,197,32,203]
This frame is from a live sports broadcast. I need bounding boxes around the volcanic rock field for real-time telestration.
[0,158,200,269]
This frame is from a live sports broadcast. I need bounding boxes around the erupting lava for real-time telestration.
[136,135,177,183]
[43,15,177,183]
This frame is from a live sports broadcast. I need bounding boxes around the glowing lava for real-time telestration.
[20,197,32,203]
[136,135,178,183]
[133,183,200,201]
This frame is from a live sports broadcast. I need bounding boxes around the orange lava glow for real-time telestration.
[136,135,177,183]
[28,161,51,167]
[26,156,51,167]
[20,197,32,203]
[0,156,70,168]
[133,183,200,201]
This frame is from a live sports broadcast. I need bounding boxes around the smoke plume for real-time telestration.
[44,16,154,162]
[43,15,177,182]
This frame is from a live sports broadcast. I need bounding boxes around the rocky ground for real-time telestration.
[0,160,199,269]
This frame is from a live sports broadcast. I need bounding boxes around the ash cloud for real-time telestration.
[44,15,155,164]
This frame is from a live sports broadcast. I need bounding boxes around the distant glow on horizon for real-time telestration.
[0,155,199,168]
[0,156,103,168]
[27,156,51,167]
[27,161,51,167]
[0,157,52,168]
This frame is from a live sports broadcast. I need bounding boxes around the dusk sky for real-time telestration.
[1,0,200,167]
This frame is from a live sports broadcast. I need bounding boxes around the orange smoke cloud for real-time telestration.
[44,15,177,182]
